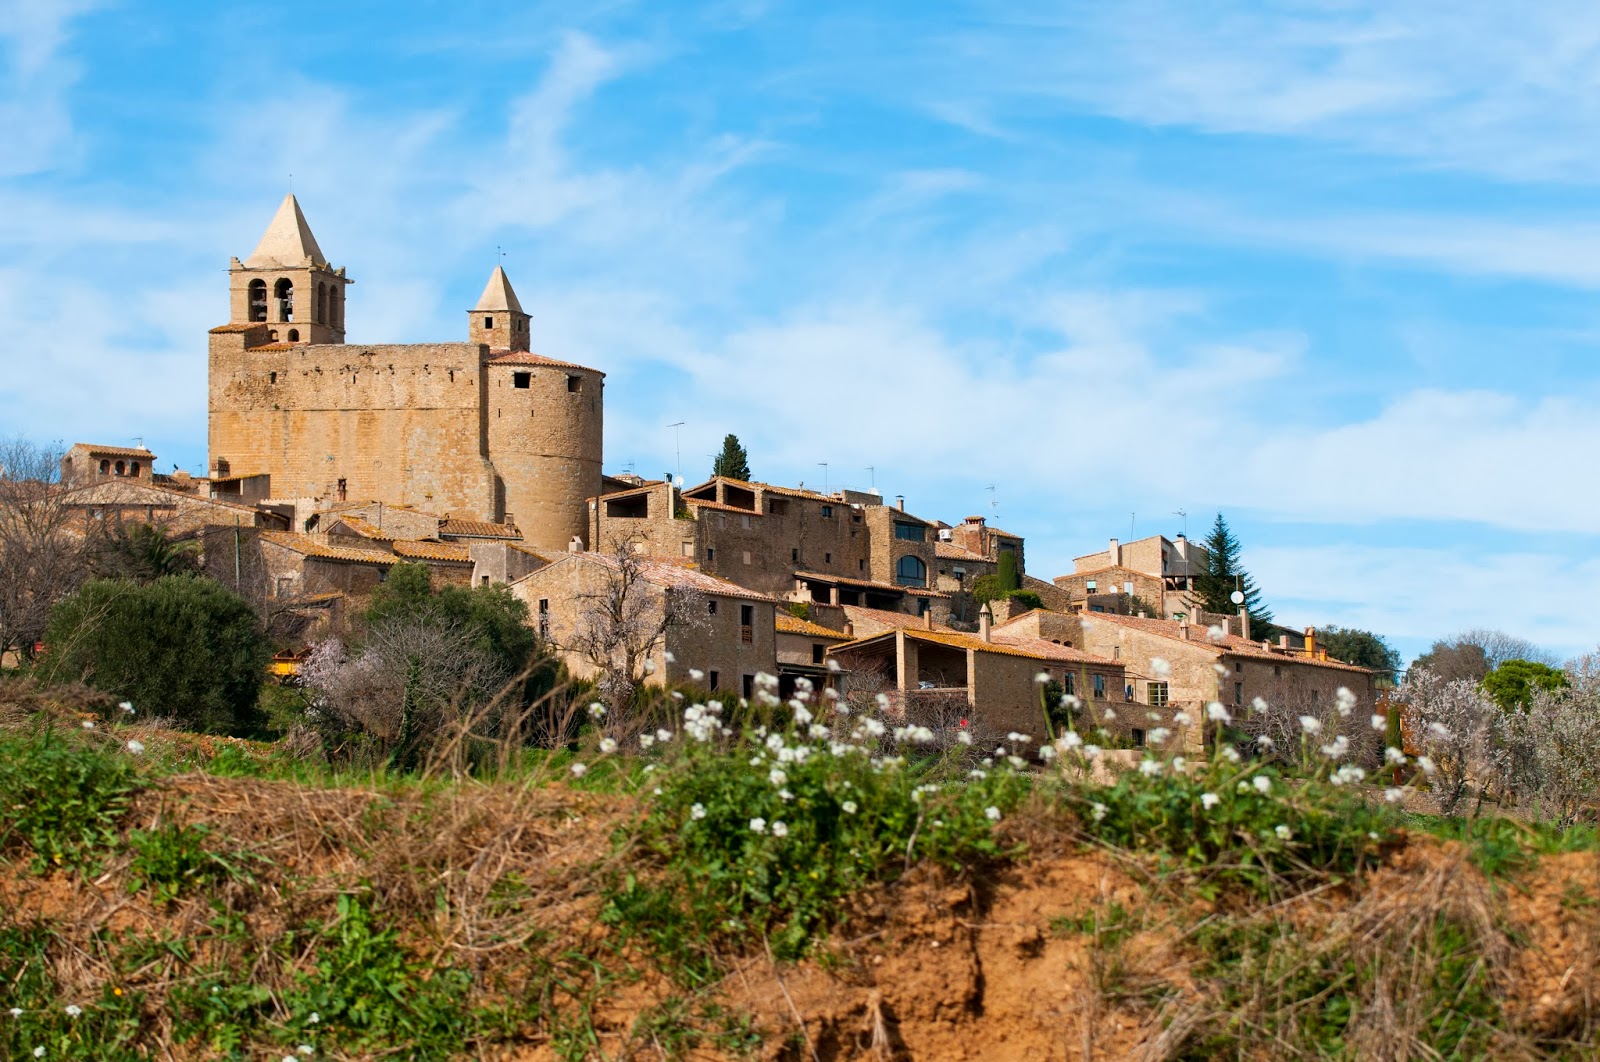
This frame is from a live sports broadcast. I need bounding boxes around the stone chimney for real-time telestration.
[923,610,934,630]
[1178,614,1190,641]
[1108,537,1121,566]
[1238,606,1250,641]
[1279,634,1289,649]
[895,495,905,511]
[979,605,993,643]
[843,621,855,638]
[568,535,583,553]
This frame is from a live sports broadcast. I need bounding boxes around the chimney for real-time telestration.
[1178,614,1190,641]
[979,605,992,643]
[568,535,583,553]
[1173,533,1187,559]
[1238,606,1250,642]
[1304,626,1316,657]
[923,610,934,630]
[1278,634,1289,650]
[895,495,905,511]
[1108,537,1121,566]
[843,621,854,638]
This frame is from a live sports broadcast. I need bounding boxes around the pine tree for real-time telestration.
[1195,513,1273,627]
[711,434,750,481]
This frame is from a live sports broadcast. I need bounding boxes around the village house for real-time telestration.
[1055,534,1208,618]
[775,612,852,698]
[508,551,778,700]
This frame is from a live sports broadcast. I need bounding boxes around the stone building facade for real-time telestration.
[1056,534,1209,618]
[207,195,603,553]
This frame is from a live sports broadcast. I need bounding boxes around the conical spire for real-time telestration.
[245,194,328,269]
[473,265,524,313]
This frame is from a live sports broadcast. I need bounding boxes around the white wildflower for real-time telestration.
[875,692,890,709]
[1149,656,1172,679]
[569,763,587,778]
[1007,755,1027,769]
[984,806,1001,821]
[1427,721,1451,741]
[125,740,144,755]
[1172,711,1193,726]
[827,658,841,672]
[1034,672,1051,684]
[598,738,617,754]
[299,1047,315,1057]
[640,733,655,750]
[809,723,830,740]
[64,1005,81,1018]
[1417,755,1437,776]
[587,702,606,718]
[842,800,858,814]
[1275,824,1293,841]
[778,788,793,801]
[1212,662,1229,676]
[1251,696,1268,714]
[771,821,789,838]
[690,803,706,820]
[1201,792,1221,810]
[1083,744,1102,759]
[1299,715,1322,735]
[1147,727,1171,746]
[1206,702,1232,724]
[81,720,94,730]
[1220,745,1242,764]
[1207,625,1227,642]
[1371,714,1387,731]
[663,651,675,663]
[1385,746,1406,765]
[656,728,672,742]
[7,1008,19,1017]
[794,704,814,725]
[1038,744,1057,762]
[689,668,704,681]
[956,729,972,745]
[1253,776,1271,795]
[1257,734,1276,752]
[1336,687,1357,716]
[1059,731,1083,750]
[119,700,134,714]
[750,817,767,834]
[1172,756,1187,773]
[1138,758,1162,777]
[769,768,788,787]
[1319,735,1350,760]
[34,1047,44,1059]
[1090,802,1107,822]
[1007,731,1033,744]
[1384,788,1405,803]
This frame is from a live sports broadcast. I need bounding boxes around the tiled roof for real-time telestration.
[776,613,850,639]
[831,627,1061,662]
[794,571,951,599]
[260,532,395,565]
[392,540,472,563]
[70,444,155,458]
[208,472,267,484]
[208,323,259,334]
[488,350,602,374]
[1080,613,1374,674]
[439,517,521,540]
[507,542,556,561]
[684,498,759,514]
[328,515,392,540]
[840,604,954,632]
[934,541,987,562]
[989,631,1119,667]
[684,476,839,503]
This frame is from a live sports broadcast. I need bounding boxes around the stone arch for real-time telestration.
[287,328,300,342]
[248,279,268,322]
[274,278,294,322]
[316,282,328,324]
[98,459,110,475]
[895,554,927,587]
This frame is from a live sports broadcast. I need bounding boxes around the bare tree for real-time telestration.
[1396,667,1496,816]
[0,437,85,663]
[563,545,707,721]
[1412,628,1557,681]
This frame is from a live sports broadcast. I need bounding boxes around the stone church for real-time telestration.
[207,195,604,552]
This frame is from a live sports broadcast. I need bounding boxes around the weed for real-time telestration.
[125,822,256,904]
[0,727,140,871]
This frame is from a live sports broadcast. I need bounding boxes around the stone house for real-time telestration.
[1056,534,1208,618]
[508,552,778,700]
[775,612,852,697]
[61,479,285,539]
[59,443,159,487]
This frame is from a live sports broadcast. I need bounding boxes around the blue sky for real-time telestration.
[5,0,1600,663]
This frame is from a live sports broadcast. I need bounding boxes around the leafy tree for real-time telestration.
[1319,626,1402,673]
[711,434,751,481]
[89,522,200,582]
[40,576,269,734]
[1482,659,1567,714]
[1195,513,1273,627]
[1005,589,1043,613]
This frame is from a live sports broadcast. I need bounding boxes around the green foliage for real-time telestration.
[280,893,473,1058]
[365,562,542,685]
[996,549,1021,592]
[710,434,751,481]
[608,717,1027,968]
[1483,658,1568,713]
[1318,626,1402,672]
[785,601,811,621]
[1005,588,1043,612]
[0,727,140,871]
[89,522,201,582]
[0,924,146,1060]
[40,576,270,735]
[1194,513,1273,627]
[126,823,255,905]
[971,573,1002,605]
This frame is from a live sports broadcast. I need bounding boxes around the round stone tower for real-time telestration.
[472,269,604,553]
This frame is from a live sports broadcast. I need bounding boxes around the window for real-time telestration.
[767,499,789,515]
[917,597,930,615]
[1235,660,1243,673]
[859,559,866,572]
[1234,682,1243,706]
[98,459,109,474]
[480,576,490,586]
[1273,665,1282,677]
[130,462,141,477]
[820,505,834,518]
[741,515,751,529]
[742,674,755,700]
[287,329,299,342]
[706,547,715,563]
[1125,683,1134,702]
[893,522,926,542]
[484,316,493,329]
[538,599,549,639]
[791,548,799,563]
[114,460,125,476]
[1064,673,1075,695]
[1149,681,1169,707]
[824,552,832,564]
[1131,728,1146,748]
[1093,674,1106,698]
[740,604,754,625]
[269,371,277,384]
[895,555,927,587]
[812,644,825,664]
[1311,689,1320,704]
[513,372,531,389]
[274,277,293,321]
[248,279,268,322]
[276,577,294,597]
[707,600,718,616]
[681,542,693,557]
[336,478,347,501]
[567,375,581,393]
[317,283,328,323]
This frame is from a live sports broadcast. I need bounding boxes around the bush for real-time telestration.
[1005,589,1043,612]
[40,576,270,735]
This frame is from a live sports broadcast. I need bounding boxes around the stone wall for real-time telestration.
[484,361,603,553]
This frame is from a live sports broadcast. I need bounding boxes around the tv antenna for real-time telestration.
[819,462,829,493]
[865,466,875,488]
[987,484,998,521]
[1173,508,1187,536]
[667,422,685,483]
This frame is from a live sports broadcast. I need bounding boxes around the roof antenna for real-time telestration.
[865,465,875,489]
[819,462,829,493]
[1173,508,1187,536]
[986,484,998,522]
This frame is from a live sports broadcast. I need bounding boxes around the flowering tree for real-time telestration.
[1494,651,1600,827]
[1395,668,1495,816]
[0,437,85,663]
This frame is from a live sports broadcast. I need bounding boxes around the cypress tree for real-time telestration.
[711,434,751,481]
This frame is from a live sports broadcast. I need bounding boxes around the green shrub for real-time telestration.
[1005,589,1043,612]
[0,728,141,871]
[40,576,270,735]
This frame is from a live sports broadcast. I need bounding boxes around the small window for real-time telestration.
[336,478,347,501]
[859,559,865,571]
[1311,689,1320,704]
[812,644,825,664]
[1235,660,1243,673]
[742,550,751,565]
[1125,683,1134,702]
[114,460,125,476]
[742,674,754,700]
[513,372,531,389]
[741,515,751,529]
[480,576,490,586]
[1131,728,1146,748]
[1093,674,1106,698]
[820,505,834,518]
[824,552,832,564]
[894,522,926,542]
[130,462,141,477]
[1273,664,1282,677]
[917,597,930,615]
[1064,673,1075,695]
[740,604,754,625]
[791,548,799,563]
[1149,681,1169,707]
[709,670,719,691]
[567,375,581,393]
[707,600,718,616]
[706,547,715,563]
[484,316,493,329]
[269,371,277,384]
[1234,682,1243,706]
[681,542,693,556]
[287,328,299,342]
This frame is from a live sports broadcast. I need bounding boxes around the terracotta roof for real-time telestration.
[840,604,954,633]
[208,472,267,484]
[392,539,472,562]
[683,476,840,504]
[70,444,155,459]
[1079,613,1374,674]
[439,517,521,540]
[776,613,851,639]
[831,627,1064,662]
[488,350,602,374]
[989,631,1119,667]
[934,541,987,562]
[208,323,259,334]
[327,515,392,540]
[507,542,556,561]
[260,532,395,565]
[794,571,951,599]
[684,498,760,514]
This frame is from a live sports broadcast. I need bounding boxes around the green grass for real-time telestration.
[0,726,141,871]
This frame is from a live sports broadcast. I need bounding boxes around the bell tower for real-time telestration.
[226,194,350,345]
[467,265,530,352]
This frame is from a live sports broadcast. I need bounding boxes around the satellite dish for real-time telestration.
[1229,590,1245,605]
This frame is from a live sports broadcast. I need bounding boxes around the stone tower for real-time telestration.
[468,266,530,352]
[226,194,350,345]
